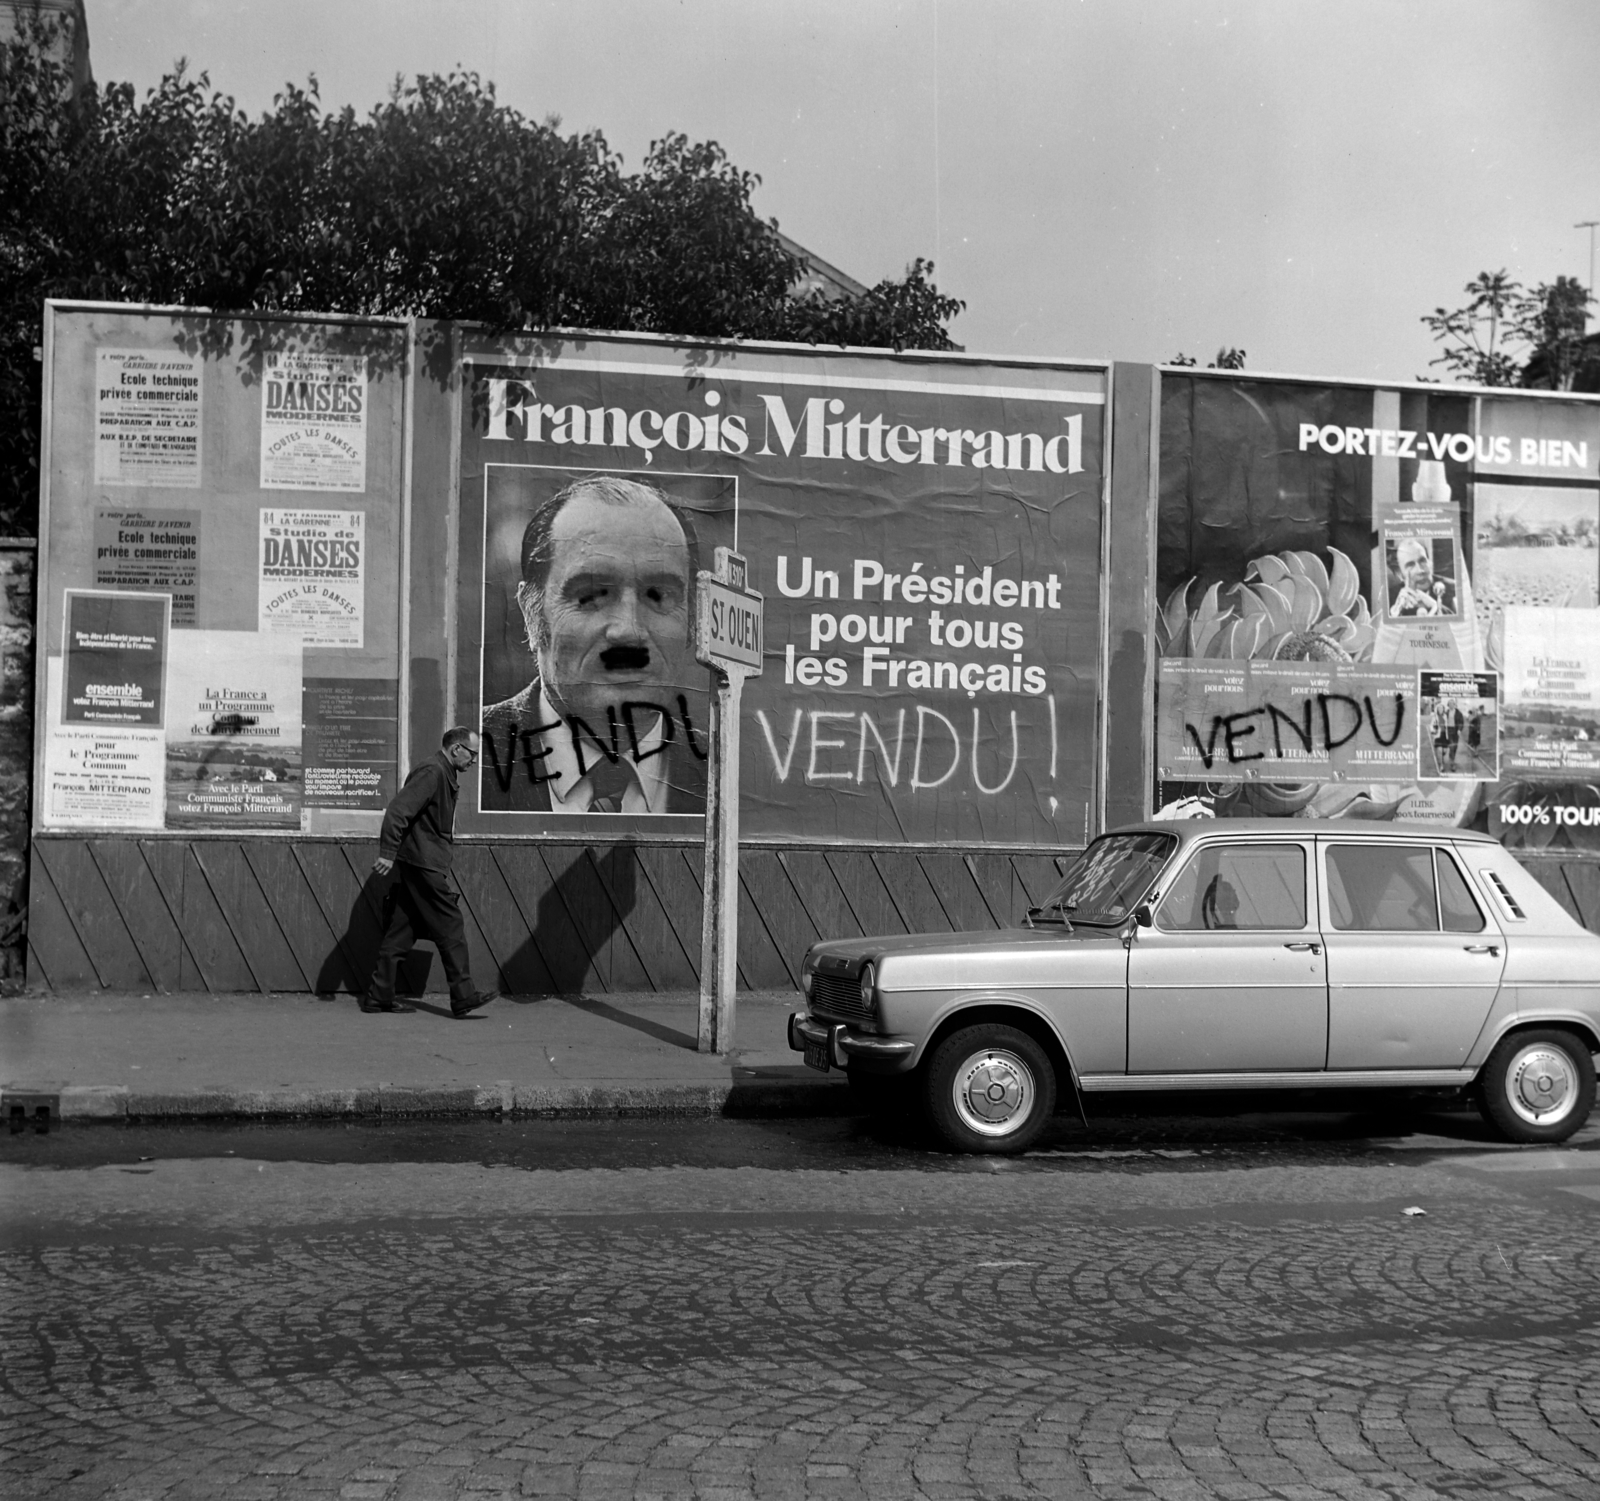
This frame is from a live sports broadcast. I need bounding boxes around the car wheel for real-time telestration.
[924,1024,1057,1154]
[1479,1028,1596,1144]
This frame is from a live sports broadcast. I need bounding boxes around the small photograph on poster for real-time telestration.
[1472,485,1599,635]
[94,348,202,488]
[259,508,364,648]
[1501,605,1600,779]
[1417,670,1498,781]
[61,589,169,726]
[164,630,303,828]
[303,677,398,810]
[1383,529,1460,621]
[260,351,367,492]
[93,507,201,626]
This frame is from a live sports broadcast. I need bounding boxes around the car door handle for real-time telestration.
[1284,941,1322,954]
[1464,944,1500,956]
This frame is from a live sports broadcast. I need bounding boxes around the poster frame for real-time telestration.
[33,299,413,837]
[1143,362,1600,827]
[446,327,1115,852]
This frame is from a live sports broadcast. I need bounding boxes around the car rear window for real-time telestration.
[1158,844,1307,931]
[1326,844,1488,932]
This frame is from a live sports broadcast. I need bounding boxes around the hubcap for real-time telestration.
[952,1048,1034,1137]
[1505,1043,1579,1126]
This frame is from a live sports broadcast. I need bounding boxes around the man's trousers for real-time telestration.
[367,861,477,1005]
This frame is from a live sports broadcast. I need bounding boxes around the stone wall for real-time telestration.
[0,542,35,990]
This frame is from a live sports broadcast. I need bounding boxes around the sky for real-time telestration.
[88,0,1600,383]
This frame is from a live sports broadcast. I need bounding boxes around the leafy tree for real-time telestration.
[1422,269,1596,391]
[1169,348,1247,369]
[0,16,963,534]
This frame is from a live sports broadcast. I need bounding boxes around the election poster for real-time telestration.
[258,508,365,648]
[302,677,399,811]
[458,347,1107,846]
[259,351,367,492]
[164,630,303,829]
[93,508,200,627]
[94,348,202,487]
[1154,374,1600,828]
[61,589,168,727]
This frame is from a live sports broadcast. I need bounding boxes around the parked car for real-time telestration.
[788,820,1600,1154]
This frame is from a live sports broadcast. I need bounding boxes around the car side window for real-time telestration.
[1326,845,1438,931]
[1157,844,1307,931]
[1436,849,1486,933]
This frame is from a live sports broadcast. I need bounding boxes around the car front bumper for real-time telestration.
[788,1011,918,1073]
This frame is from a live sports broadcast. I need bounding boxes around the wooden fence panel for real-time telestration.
[90,839,182,991]
[35,840,147,989]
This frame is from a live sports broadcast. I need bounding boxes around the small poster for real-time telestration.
[260,351,367,492]
[259,508,365,648]
[164,630,304,828]
[61,589,169,726]
[94,348,202,487]
[1418,670,1499,781]
[44,726,165,829]
[303,677,399,810]
[1501,606,1600,779]
[93,508,201,627]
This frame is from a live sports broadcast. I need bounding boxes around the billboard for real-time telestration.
[454,339,1108,847]
[1154,372,1600,843]
[36,305,406,835]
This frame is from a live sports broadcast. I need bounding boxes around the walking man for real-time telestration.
[363,727,499,1017]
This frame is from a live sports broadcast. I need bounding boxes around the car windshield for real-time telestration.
[1034,832,1177,926]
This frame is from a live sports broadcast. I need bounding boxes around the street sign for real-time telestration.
[695,548,763,1055]
[695,549,764,675]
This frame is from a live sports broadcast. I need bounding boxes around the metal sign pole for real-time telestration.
[693,547,764,1057]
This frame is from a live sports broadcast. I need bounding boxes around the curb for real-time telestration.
[3,1075,849,1123]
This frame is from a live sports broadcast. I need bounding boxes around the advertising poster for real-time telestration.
[1418,670,1498,781]
[1153,376,1600,826]
[93,508,201,626]
[164,630,303,828]
[61,589,169,726]
[258,508,365,648]
[1499,607,1600,779]
[303,677,399,810]
[460,349,1106,846]
[259,351,367,492]
[94,348,202,487]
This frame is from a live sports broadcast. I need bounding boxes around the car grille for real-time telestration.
[810,972,873,1025]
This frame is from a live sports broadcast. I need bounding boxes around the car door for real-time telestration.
[1127,839,1327,1074]
[1318,840,1505,1069]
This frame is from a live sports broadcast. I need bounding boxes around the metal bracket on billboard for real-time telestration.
[693,547,764,1055]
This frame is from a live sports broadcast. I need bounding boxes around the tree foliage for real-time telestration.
[0,16,963,533]
[1422,270,1597,391]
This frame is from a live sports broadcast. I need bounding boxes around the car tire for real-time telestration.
[1478,1028,1596,1144]
[924,1023,1057,1155]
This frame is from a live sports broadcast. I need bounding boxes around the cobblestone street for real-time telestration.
[5,1117,1600,1500]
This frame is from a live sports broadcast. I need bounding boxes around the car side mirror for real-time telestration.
[1134,903,1153,928]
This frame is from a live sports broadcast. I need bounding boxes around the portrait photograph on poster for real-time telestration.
[1417,670,1499,781]
[1383,531,1460,620]
[477,464,734,817]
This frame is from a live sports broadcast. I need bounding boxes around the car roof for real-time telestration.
[1105,818,1500,846]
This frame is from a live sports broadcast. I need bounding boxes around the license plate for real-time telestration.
[803,1038,831,1073]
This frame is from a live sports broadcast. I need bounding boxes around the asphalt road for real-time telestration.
[6,1107,1600,1501]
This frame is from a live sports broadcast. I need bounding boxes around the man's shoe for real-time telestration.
[450,990,499,1018]
[359,992,397,1013]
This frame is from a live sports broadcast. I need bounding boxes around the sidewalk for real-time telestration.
[0,989,849,1123]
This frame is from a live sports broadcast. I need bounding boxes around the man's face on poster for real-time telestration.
[526,488,691,723]
[1398,541,1433,592]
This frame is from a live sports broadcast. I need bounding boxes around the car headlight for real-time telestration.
[859,961,877,1011]
[800,961,813,998]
